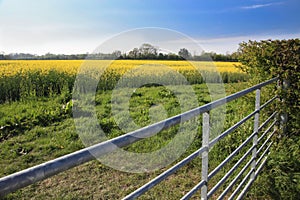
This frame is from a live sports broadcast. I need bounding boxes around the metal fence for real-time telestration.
[0,77,279,199]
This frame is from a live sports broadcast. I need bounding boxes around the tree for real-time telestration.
[167,53,180,60]
[178,48,191,59]
[139,43,158,59]
[0,51,5,60]
[158,53,166,60]
[128,48,139,59]
[112,50,122,59]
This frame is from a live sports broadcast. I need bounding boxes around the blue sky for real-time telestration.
[0,0,299,54]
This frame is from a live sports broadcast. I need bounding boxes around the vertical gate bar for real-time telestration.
[251,89,260,180]
[201,112,210,200]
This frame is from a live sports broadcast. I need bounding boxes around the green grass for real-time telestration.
[1,82,278,199]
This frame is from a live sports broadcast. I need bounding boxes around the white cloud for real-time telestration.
[240,2,284,10]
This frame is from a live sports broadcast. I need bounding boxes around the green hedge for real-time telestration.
[238,39,300,199]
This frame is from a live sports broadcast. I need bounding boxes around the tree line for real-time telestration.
[0,43,238,61]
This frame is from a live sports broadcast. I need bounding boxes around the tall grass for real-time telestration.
[0,70,75,103]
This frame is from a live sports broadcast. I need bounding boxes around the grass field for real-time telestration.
[0,60,276,199]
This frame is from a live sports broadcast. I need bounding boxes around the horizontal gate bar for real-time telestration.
[255,153,269,178]
[209,110,257,147]
[260,95,277,110]
[229,168,254,200]
[236,155,269,200]
[207,145,255,198]
[257,128,276,155]
[217,157,254,200]
[209,97,276,149]
[122,146,207,199]
[181,180,206,200]
[257,142,273,165]
[258,111,277,132]
[208,131,256,180]
[236,143,273,200]
[257,121,276,145]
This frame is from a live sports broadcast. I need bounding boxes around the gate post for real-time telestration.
[201,112,210,200]
[251,89,260,180]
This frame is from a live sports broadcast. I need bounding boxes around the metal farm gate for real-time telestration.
[0,77,281,199]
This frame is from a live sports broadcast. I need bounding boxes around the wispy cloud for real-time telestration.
[188,1,285,14]
[241,2,284,10]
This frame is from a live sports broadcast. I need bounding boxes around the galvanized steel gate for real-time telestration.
[0,77,280,199]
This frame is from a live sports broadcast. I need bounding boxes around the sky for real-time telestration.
[0,0,299,55]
